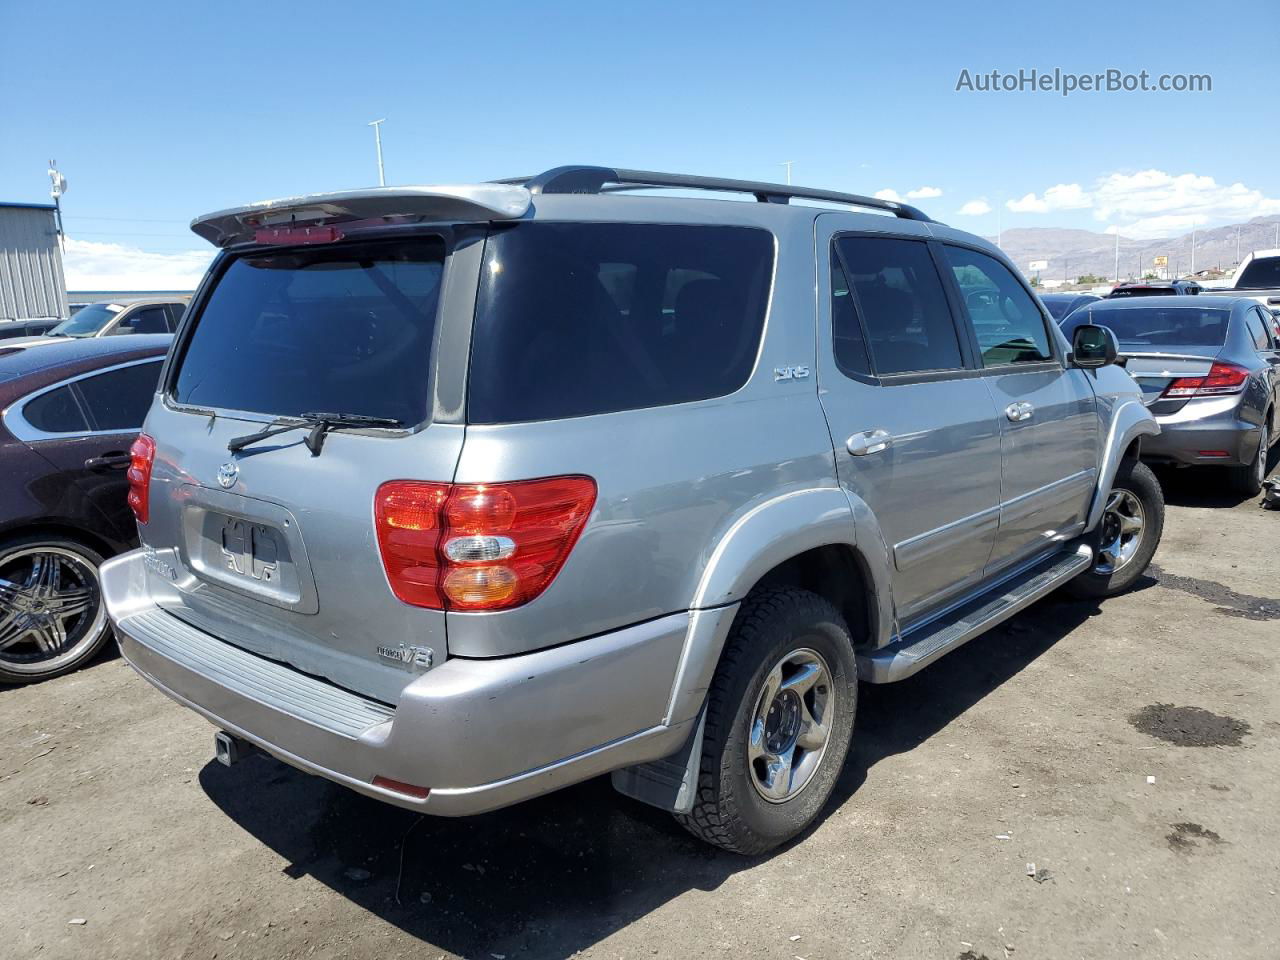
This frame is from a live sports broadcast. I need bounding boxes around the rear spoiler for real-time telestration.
[190,184,532,248]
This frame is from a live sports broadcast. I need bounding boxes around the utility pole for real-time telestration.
[1113,229,1120,282]
[1190,224,1196,276]
[368,118,387,187]
[780,161,794,185]
[997,204,1002,248]
[47,160,67,250]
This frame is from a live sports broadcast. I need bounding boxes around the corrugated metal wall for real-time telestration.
[0,206,68,321]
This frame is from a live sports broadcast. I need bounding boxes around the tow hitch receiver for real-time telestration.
[214,731,255,767]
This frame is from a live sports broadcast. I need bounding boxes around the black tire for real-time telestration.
[1227,420,1269,498]
[674,587,857,855]
[0,534,112,685]
[1066,459,1164,599]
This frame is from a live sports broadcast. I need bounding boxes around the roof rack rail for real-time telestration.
[495,166,935,222]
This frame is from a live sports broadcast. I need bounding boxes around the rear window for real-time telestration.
[172,239,444,423]
[1236,256,1280,290]
[1063,306,1231,347]
[467,222,773,423]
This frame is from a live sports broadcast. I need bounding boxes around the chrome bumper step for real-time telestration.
[858,543,1094,683]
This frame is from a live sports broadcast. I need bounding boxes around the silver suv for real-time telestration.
[102,166,1164,854]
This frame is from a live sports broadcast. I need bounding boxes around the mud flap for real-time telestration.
[610,708,706,814]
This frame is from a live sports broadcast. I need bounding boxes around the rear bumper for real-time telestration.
[102,549,733,815]
[1142,397,1260,467]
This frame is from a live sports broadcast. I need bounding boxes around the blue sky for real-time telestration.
[2,0,1277,286]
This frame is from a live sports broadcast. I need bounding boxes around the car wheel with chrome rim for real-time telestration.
[0,536,112,684]
[676,587,857,855]
[1066,459,1164,599]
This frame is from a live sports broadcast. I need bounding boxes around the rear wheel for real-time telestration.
[675,588,857,855]
[1228,421,1269,498]
[0,535,112,684]
[1066,459,1164,599]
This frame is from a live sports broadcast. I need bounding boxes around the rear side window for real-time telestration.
[1236,257,1280,290]
[118,306,171,335]
[468,223,773,423]
[941,245,1053,366]
[173,239,445,424]
[834,235,962,375]
[77,360,163,430]
[23,386,88,433]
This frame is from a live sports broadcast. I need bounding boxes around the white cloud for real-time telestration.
[1006,183,1091,214]
[63,237,213,291]
[1000,169,1280,239]
[1091,170,1280,239]
[875,186,943,203]
[957,198,992,216]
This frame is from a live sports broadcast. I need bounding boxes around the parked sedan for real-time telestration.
[43,298,188,339]
[1062,296,1279,494]
[0,335,171,683]
[1040,292,1101,322]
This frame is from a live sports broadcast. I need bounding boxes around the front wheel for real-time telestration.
[1066,459,1164,599]
[675,588,857,855]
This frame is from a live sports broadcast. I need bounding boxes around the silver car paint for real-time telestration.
[104,186,1159,815]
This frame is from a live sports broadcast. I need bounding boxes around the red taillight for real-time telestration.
[126,434,156,524]
[1163,361,1250,399]
[374,476,596,612]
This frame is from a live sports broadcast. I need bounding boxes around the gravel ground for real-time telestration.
[2,468,1277,960]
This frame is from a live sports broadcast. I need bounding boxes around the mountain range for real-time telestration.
[987,215,1280,284]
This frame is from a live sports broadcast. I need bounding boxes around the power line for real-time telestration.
[61,215,187,224]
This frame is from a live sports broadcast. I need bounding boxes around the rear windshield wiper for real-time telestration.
[227,412,404,457]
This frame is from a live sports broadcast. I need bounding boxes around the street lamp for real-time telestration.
[368,118,387,187]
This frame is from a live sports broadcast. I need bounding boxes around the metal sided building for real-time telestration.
[0,201,68,321]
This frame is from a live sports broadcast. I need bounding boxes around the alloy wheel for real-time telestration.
[0,547,104,676]
[747,647,835,803]
[1096,489,1146,575]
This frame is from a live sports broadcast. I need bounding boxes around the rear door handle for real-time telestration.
[85,452,131,470]
[846,429,892,456]
[1004,402,1034,422]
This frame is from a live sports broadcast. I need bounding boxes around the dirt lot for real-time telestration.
[3,470,1277,960]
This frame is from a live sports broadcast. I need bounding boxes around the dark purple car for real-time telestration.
[0,335,171,683]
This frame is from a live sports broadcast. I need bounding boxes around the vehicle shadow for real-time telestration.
[198,587,1140,959]
[1152,466,1258,509]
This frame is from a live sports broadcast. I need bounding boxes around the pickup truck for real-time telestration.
[1204,249,1280,334]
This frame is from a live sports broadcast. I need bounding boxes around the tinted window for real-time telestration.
[23,386,88,433]
[1042,297,1072,321]
[830,251,870,377]
[1062,306,1231,347]
[173,239,445,424]
[77,360,163,430]
[468,223,773,423]
[118,306,171,335]
[834,236,962,375]
[167,303,187,328]
[942,245,1053,366]
[1236,257,1280,290]
[1245,311,1271,350]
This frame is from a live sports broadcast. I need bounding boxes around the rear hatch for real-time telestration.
[142,234,465,704]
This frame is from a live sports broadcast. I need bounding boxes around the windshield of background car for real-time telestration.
[48,302,121,337]
[1063,306,1231,347]
[1042,298,1072,320]
[171,238,445,423]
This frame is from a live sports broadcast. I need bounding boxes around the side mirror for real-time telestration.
[1071,323,1118,368]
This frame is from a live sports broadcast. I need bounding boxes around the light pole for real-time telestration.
[780,161,794,185]
[1113,229,1120,282]
[368,118,387,187]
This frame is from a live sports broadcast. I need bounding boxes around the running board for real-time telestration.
[858,543,1094,684]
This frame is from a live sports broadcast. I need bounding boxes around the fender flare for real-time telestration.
[663,487,892,727]
[1085,398,1159,532]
